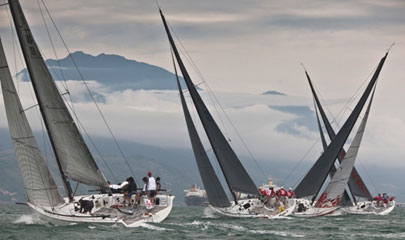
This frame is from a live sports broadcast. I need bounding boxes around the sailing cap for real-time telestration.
[148,171,152,176]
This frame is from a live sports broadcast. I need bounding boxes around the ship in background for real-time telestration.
[184,185,208,206]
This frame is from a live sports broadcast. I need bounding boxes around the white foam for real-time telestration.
[13,214,42,225]
[202,207,219,219]
[88,226,96,229]
[139,223,170,231]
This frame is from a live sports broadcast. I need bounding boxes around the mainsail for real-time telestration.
[314,104,353,206]
[160,9,259,197]
[173,59,231,207]
[316,87,376,207]
[0,38,64,207]
[9,0,108,191]
[306,71,372,200]
[294,52,388,198]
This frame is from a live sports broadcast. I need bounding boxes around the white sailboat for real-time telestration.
[159,8,295,218]
[0,0,174,227]
[293,51,389,217]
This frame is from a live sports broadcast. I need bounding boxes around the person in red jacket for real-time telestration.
[287,188,295,198]
[278,187,287,206]
[377,193,382,207]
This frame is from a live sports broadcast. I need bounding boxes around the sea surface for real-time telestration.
[0,203,404,239]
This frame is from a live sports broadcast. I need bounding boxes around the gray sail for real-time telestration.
[314,103,352,206]
[174,61,231,207]
[316,87,376,208]
[160,10,259,197]
[306,71,372,200]
[294,52,388,198]
[0,39,64,207]
[9,0,108,188]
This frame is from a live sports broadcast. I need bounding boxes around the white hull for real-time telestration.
[293,198,339,217]
[28,193,174,227]
[342,200,395,215]
[210,198,296,219]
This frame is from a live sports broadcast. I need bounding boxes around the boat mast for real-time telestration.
[8,0,74,201]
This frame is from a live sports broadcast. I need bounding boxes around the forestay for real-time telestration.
[9,0,108,188]
[160,10,259,197]
[0,39,64,208]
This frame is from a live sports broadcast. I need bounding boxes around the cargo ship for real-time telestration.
[184,184,208,206]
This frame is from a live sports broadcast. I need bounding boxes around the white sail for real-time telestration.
[316,88,376,208]
[9,0,108,188]
[0,38,64,207]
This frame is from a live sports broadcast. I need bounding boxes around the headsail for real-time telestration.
[0,38,64,207]
[173,56,231,207]
[294,52,388,198]
[314,103,353,206]
[316,87,376,208]
[9,0,108,190]
[306,70,372,200]
[160,10,259,197]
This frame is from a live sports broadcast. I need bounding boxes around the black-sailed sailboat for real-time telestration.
[0,0,174,227]
[307,62,395,215]
[293,51,390,217]
[159,8,295,218]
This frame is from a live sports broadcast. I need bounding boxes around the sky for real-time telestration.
[0,0,404,186]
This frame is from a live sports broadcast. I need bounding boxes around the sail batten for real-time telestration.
[0,38,64,207]
[9,0,108,189]
[307,71,372,200]
[160,10,259,197]
[294,52,388,198]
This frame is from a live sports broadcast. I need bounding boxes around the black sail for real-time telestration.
[314,103,353,206]
[306,71,372,200]
[174,62,230,207]
[160,10,259,196]
[295,52,388,198]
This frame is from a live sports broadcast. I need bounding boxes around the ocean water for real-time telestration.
[0,203,404,239]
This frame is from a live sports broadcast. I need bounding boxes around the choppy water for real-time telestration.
[1,203,404,239]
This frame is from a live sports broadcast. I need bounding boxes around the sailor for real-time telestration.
[377,193,382,207]
[287,188,295,199]
[279,187,287,206]
[147,171,157,205]
[108,181,122,194]
[123,177,137,206]
[156,177,162,193]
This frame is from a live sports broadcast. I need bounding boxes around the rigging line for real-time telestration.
[40,0,135,180]
[37,0,69,93]
[314,64,377,132]
[284,137,321,189]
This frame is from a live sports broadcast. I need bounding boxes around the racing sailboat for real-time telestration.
[307,66,395,215]
[160,8,295,218]
[293,51,389,217]
[0,0,174,227]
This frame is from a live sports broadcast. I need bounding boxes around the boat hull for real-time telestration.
[27,193,174,227]
[210,198,296,219]
[293,198,339,217]
[342,200,395,215]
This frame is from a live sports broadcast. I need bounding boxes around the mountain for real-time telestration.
[16,51,186,91]
[262,90,286,96]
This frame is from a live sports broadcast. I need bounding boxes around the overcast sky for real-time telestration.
[0,0,404,174]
